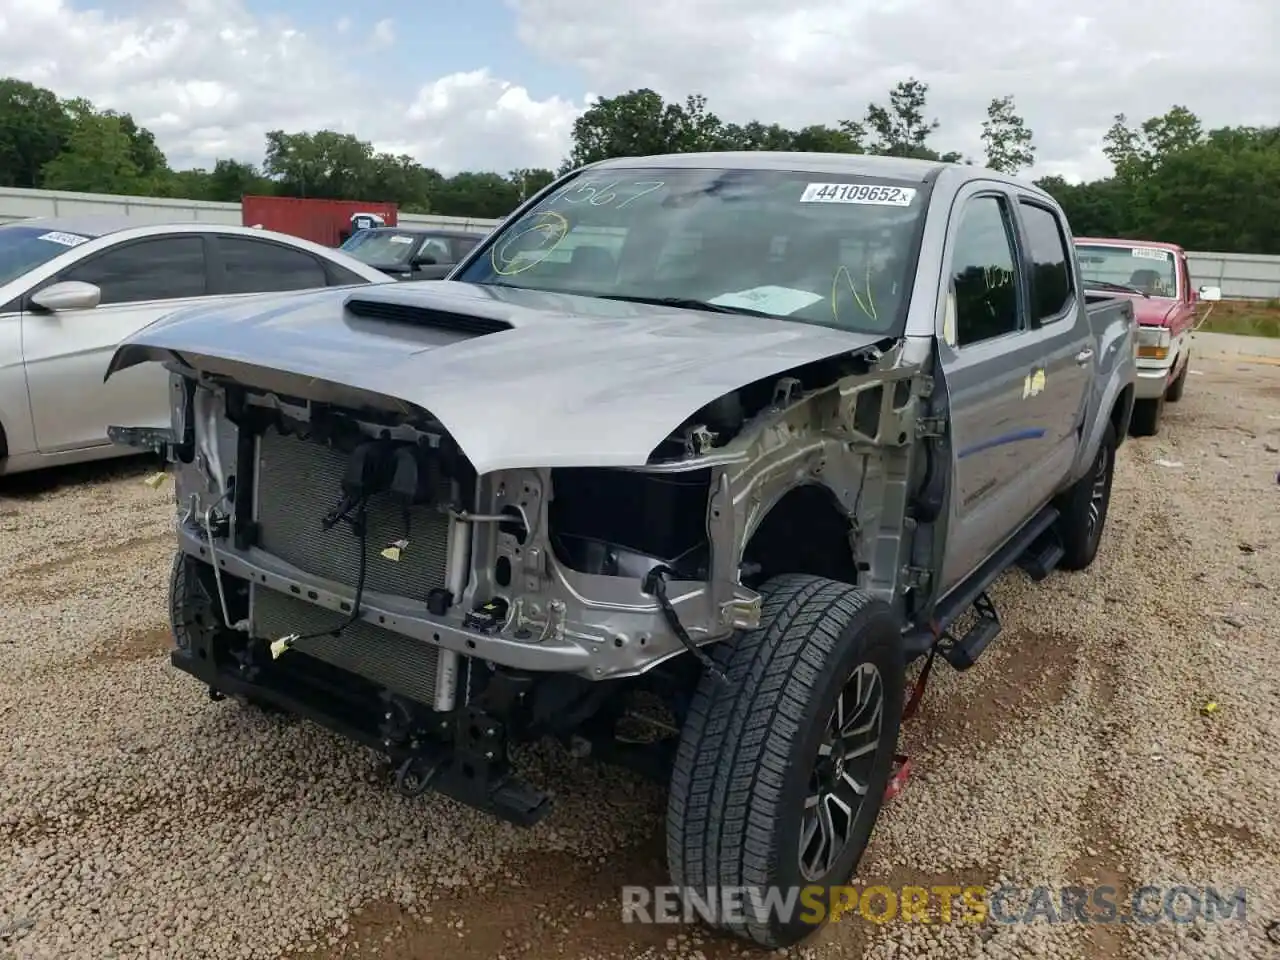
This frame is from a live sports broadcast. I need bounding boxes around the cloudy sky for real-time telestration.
[2,0,1275,183]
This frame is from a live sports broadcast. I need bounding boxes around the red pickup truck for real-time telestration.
[1073,237,1221,436]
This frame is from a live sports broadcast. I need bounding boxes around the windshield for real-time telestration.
[452,167,931,335]
[1076,243,1178,298]
[0,225,94,287]
[341,231,431,266]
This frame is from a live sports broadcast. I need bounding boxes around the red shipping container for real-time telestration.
[241,196,399,247]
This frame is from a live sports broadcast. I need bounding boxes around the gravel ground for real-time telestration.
[1,354,1278,960]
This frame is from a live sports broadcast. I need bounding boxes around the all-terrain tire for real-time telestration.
[1055,422,1117,571]
[170,552,279,714]
[1129,395,1163,437]
[169,551,207,654]
[666,574,905,949]
[1164,353,1189,402]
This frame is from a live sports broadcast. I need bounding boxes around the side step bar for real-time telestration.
[1017,529,1065,582]
[902,505,1061,663]
[941,592,1000,670]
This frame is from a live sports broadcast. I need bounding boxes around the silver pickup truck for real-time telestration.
[107,152,1136,949]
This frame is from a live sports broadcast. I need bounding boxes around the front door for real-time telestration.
[935,186,1047,595]
[412,237,456,279]
[22,234,208,453]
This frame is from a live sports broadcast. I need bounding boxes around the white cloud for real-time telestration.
[0,0,583,175]
[370,18,394,49]
[509,0,1279,181]
[403,69,582,171]
[1,0,1273,184]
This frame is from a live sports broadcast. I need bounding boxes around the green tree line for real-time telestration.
[2,76,1276,253]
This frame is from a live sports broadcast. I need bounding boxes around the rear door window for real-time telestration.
[1017,201,1074,322]
[214,236,329,294]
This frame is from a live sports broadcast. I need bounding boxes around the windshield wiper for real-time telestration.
[1084,279,1150,299]
[594,294,781,319]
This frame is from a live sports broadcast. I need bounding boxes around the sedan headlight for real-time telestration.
[1136,326,1171,360]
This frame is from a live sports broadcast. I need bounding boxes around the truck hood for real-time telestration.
[107,280,888,474]
[1126,295,1178,327]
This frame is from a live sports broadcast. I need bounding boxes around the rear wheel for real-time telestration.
[1056,422,1117,571]
[666,574,905,949]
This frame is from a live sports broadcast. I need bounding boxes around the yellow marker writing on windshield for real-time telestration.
[490,211,570,276]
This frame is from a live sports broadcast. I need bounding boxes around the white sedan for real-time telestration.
[0,217,394,476]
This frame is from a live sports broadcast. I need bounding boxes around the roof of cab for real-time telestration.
[583,151,1055,200]
[587,151,947,182]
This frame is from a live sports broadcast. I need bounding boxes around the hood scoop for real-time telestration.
[345,295,513,336]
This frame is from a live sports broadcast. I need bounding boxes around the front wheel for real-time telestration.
[1129,395,1163,437]
[170,552,280,714]
[666,574,905,949]
[1165,353,1189,402]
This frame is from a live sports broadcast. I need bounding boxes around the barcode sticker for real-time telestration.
[38,231,90,247]
[800,183,916,206]
[1131,247,1170,260]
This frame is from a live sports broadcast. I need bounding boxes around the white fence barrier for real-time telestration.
[2,186,1277,301]
[0,186,502,235]
[1186,252,1280,302]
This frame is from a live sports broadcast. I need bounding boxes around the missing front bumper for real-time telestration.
[169,646,554,827]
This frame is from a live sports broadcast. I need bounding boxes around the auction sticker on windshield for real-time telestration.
[1131,247,1171,260]
[38,231,90,247]
[800,183,916,206]
[710,286,823,315]
[389,236,414,244]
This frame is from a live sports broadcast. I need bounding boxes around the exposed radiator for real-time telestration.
[252,587,442,705]
[250,427,458,707]
[254,427,453,598]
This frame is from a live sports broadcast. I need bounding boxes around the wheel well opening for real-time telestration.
[741,484,859,590]
[1110,385,1133,447]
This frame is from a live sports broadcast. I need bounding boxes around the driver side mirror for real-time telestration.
[30,280,101,312]
[1197,285,1222,302]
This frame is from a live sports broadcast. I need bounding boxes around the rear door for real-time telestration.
[935,184,1047,594]
[1011,197,1093,506]
[23,234,209,453]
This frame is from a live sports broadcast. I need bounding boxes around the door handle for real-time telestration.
[1075,347,1094,365]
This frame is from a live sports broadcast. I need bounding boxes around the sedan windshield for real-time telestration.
[0,225,94,287]
[342,231,428,266]
[452,167,931,335]
[1076,243,1178,298]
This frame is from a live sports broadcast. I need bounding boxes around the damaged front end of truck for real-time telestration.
[105,283,940,825]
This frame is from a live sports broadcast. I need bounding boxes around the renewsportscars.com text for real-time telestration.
[620,884,1250,926]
